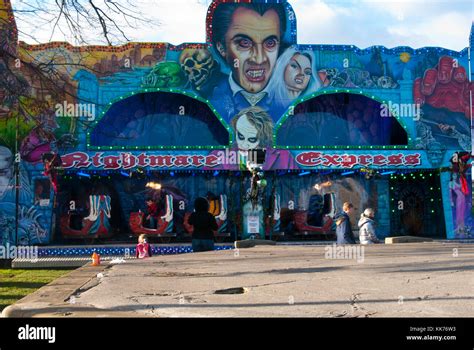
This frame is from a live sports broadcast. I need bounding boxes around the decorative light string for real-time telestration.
[38,245,234,257]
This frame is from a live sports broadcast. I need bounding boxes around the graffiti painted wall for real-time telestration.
[0,0,472,243]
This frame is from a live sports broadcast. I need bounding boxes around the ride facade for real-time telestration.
[0,0,473,246]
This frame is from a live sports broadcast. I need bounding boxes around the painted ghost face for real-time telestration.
[220,7,281,93]
[284,53,312,94]
[235,115,259,150]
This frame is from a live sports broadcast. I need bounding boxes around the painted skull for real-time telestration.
[179,49,217,90]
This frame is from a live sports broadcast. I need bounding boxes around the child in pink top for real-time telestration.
[136,234,153,259]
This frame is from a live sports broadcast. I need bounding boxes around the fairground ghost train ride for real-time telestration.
[0,0,473,248]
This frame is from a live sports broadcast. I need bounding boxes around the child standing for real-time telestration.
[358,208,380,245]
[136,234,153,259]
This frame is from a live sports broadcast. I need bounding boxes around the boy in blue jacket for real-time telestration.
[335,202,356,244]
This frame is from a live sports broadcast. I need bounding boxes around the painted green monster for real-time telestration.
[142,61,186,88]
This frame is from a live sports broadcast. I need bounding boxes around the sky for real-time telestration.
[10,0,474,51]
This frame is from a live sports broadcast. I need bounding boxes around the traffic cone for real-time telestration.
[92,252,101,266]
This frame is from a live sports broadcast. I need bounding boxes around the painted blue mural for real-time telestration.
[1,0,473,244]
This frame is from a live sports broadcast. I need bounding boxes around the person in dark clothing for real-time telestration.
[145,198,158,229]
[335,202,356,244]
[189,197,218,252]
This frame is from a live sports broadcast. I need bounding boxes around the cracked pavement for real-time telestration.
[65,242,474,317]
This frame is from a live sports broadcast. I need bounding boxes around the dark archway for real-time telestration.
[275,93,409,147]
[389,172,446,238]
[89,91,231,149]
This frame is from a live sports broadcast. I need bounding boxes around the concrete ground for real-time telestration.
[3,242,474,317]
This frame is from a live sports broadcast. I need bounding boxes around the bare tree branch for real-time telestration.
[10,0,160,45]
[0,0,162,150]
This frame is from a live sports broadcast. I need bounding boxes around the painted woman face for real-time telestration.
[284,53,312,94]
[235,114,259,151]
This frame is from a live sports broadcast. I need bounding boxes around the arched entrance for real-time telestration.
[275,92,409,147]
[89,90,231,149]
[389,172,446,238]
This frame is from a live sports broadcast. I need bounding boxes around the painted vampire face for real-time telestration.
[284,53,312,94]
[235,114,259,151]
[219,7,281,93]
